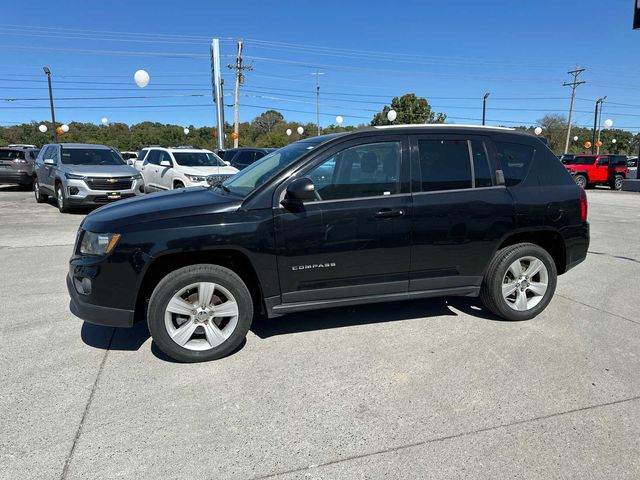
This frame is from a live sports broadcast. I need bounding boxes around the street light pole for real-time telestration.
[592,97,605,154]
[311,71,324,136]
[43,66,57,142]
[596,96,607,154]
[482,92,490,126]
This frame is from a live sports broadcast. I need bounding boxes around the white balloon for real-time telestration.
[604,118,613,128]
[38,124,47,133]
[612,138,617,144]
[101,117,109,125]
[183,128,190,135]
[386,109,397,122]
[534,126,542,135]
[335,115,343,125]
[134,69,150,88]
[297,126,304,135]
[61,124,69,133]
[573,135,578,141]
[286,129,292,136]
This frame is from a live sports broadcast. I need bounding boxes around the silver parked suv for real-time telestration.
[33,143,144,212]
[0,145,40,188]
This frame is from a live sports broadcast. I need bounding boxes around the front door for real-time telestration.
[274,137,412,304]
[44,145,59,190]
[141,150,161,190]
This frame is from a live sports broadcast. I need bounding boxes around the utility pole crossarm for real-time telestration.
[563,67,586,155]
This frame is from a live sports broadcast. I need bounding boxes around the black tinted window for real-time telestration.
[145,150,160,165]
[418,139,471,191]
[61,148,124,165]
[495,142,534,186]
[470,141,492,187]
[306,141,401,201]
[0,150,26,160]
[611,156,627,167]
[233,151,256,166]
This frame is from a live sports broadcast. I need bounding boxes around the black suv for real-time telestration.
[223,147,275,170]
[68,126,589,362]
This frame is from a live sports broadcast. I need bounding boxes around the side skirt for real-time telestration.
[264,286,480,318]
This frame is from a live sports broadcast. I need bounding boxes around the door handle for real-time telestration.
[374,208,404,218]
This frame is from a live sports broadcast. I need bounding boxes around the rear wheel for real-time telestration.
[147,264,253,363]
[480,243,557,321]
[612,174,623,191]
[56,183,69,213]
[33,177,48,203]
[573,174,587,189]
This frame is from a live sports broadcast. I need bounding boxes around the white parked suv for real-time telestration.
[138,146,238,191]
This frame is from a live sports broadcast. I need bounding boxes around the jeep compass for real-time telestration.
[68,126,589,362]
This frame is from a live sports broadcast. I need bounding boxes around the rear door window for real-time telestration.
[470,140,493,188]
[417,139,472,191]
[495,142,534,186]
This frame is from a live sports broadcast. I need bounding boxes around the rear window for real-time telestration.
[495,142,535,186]
[0,150,26,160]
[611,156,628,167]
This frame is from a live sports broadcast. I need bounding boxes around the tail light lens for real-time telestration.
[580,188,588,222]
[12,159,28,164]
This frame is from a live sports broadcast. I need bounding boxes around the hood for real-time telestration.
[180,166,238,175]
[62,164,139,177]
[82,186,242,232]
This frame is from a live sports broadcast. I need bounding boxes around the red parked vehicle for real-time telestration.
[562,154,628,190]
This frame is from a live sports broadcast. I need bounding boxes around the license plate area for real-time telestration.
[107,192,121,200]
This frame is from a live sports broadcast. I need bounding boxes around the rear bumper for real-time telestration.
[0,170,33,185]
[563,222,590,273]
[67,274,135,327]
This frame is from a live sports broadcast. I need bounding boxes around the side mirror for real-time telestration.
[224,160,231,166]
[44,158,55,166]
[160,160,172,168]
[284,177,316,203]
[126,159,134,166]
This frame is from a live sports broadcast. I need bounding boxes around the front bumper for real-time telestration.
[67,274,135,327]
[64,177,145,206]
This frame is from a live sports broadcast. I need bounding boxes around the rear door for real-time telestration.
[410,135,515,292]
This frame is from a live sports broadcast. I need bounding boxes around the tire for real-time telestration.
[147,264,253,363]
[480,243,557,321]
[55,183,69,213]
[173,181,185,190]
[612,175,623,191]
[33,177,48,203]
[573,174,587,189]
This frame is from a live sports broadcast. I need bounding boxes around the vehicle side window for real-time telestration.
[234,151,256,166]
[495,142,534,186]
[470,140,493,187]
[49,146,59,164]
[255,151,266,161]
[159,151,173,165]
[145,150,160,165]
[304,141,401,202]
[137,150,148,162]
[418,139,471,191]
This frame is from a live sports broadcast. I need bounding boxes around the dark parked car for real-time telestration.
[0,146,40,188]
[223,147,275,170]
[68,125,589,362]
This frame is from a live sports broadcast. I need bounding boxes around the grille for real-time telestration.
[85,176,133,191]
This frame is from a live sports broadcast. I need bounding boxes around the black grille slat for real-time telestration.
[85,176,133,191]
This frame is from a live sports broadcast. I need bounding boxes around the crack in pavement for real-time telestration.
[588,250,640,265]
[250,394,640,480]
[60,327,115,480]
[557,293,640,327]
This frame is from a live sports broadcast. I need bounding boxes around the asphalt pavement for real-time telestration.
[1,185,639,480]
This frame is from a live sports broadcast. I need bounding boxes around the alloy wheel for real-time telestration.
[574,175,586,188]
[501,256,549,311]
[164,282,239,351]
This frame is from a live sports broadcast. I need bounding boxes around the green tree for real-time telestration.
[371,93,446,126]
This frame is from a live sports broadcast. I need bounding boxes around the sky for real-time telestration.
[2,0,640,133]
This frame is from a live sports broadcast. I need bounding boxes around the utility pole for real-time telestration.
[227,40,252,148]
[210,38,225,151]
[592,97,605,154]
[43,66,57,142]
[596,96,607,154]
[482,92,490,126]
[562,67,585,154]
[311,71,324,135]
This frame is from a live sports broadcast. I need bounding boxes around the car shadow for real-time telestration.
[80,297,504,362]
[0,185,32,192]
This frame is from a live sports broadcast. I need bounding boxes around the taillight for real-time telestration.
[12,159,28,164]
[580,188,588,222]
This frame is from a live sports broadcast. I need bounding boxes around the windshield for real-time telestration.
[222,140,321,197]
[564,156,596,166]
[173,151,225,167]
[61,148,125,166]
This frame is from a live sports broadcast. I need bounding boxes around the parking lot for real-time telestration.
[1,186,639,479]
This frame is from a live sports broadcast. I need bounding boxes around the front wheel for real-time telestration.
[480,243,557,321]
[56,183,69,213]
[147,264,253,362]
[33,178,48,203]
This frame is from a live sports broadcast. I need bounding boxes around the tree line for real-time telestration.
[1,94,637,155]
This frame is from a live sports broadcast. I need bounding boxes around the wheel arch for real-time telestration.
[495,229,567,275]
[134,249,264,323]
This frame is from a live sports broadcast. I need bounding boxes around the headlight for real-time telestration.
[65,173,85,180]
[185,174,207,182]
[206,174,230,186]
[79,231,121,256]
